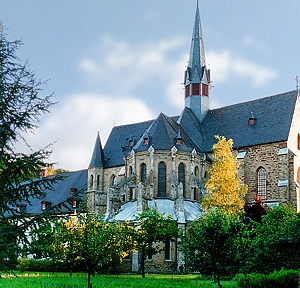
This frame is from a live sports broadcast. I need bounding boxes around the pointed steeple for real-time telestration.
[184,1,210,122]
[89,132,104,168]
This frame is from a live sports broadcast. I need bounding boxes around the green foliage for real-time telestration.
[0,27,57,271]
[134,208,178,278]
[202,135,247,215]
[241,204,300,274]
[233,270,299,288]
[183,209,242,287]
[16,258,30,273]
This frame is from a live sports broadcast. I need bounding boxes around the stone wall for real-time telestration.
[237,141,296,207]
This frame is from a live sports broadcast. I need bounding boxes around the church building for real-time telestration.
[25,2,300,274]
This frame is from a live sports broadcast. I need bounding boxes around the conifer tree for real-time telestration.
[0,26,57,271]
[201,135,247,214]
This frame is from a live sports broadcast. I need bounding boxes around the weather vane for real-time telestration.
[296,76,299,91]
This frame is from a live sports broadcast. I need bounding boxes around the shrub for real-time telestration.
[233,269,299,288]
[268,269,299,288]
[16,258,30,272]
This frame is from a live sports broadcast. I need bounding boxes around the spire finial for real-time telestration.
[296,76,299,90]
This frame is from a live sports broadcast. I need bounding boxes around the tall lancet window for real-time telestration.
[178,163,186,196]
[140,163,147,183]
[257,167,267,199]
[158,162,167,197]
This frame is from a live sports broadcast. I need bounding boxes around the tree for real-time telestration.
[182,209,242,288]
[0,27,57,271]
[134,208,178,278]
[50,212,135,288]
[242,204,300,274]
[201,135,247,214]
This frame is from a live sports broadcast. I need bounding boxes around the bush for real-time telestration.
[16,258,30,272]
[233,269,299,288]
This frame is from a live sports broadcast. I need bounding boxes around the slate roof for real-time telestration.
[22,169,88,215]
[89,132,104,168]
[103,120,153,168]
[133,113,197,153]
[200,90,298,151]
[94,90,298,169]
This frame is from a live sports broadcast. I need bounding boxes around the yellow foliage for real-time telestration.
[202,135,248,214]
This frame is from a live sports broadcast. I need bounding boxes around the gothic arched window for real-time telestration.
[89,174,94,189]
[97,175,100,188]
[111,175,118,186]
[178,163,186,195]
[140,163,147,183]
[194,166,199,178]
[158,162,167,197]
[257,167,267,199]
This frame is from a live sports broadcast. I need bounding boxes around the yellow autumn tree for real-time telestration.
[201,135,248,214]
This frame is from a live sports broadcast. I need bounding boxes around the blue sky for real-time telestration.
[1,0,300,170]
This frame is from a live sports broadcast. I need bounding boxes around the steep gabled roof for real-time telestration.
[133,113,197,153]
[103,120,153,168]
[89,132,104,168]
[201,90,298,151]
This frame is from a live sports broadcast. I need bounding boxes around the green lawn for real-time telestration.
[0,273,237,288]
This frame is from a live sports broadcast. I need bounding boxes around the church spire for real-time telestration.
[89,132,104,168]
[184,1,210,123]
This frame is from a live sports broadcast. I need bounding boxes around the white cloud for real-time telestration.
[23,39,278,171]
[207,50,277,87]
[26,94,155,171]
[79,36,187,109]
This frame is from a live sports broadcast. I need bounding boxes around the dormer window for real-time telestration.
[40,167,47,178]
[72,199,77,208]
[70,188,75,194]
[41,201,51,211]
[248,111,256,125]
[143,133,149,145]
[16,204,26,213]
[176,129,183,145]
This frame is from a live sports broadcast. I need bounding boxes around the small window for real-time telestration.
[202,83,209,96]
[111,175,118,186]
[72,199,77,208]
[41,201,50,211]
[89,175,94,189]
[165,239,171,261]
[97,175,100,187]
[70,188,75,194]
[185,84,190,98]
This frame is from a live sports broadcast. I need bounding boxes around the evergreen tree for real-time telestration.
[202,135,247,214]
[0,27,57,271]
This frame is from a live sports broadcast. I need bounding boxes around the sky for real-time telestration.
[1,0,300,171]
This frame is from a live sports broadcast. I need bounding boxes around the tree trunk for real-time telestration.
[88,271,92,288]
[141,247,145,278]
[217,273,222,288]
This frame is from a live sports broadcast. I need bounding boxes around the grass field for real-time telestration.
[0,273,237,288]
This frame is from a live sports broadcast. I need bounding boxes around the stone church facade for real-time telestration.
[24,2,300,274]
[81,2,300,273]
